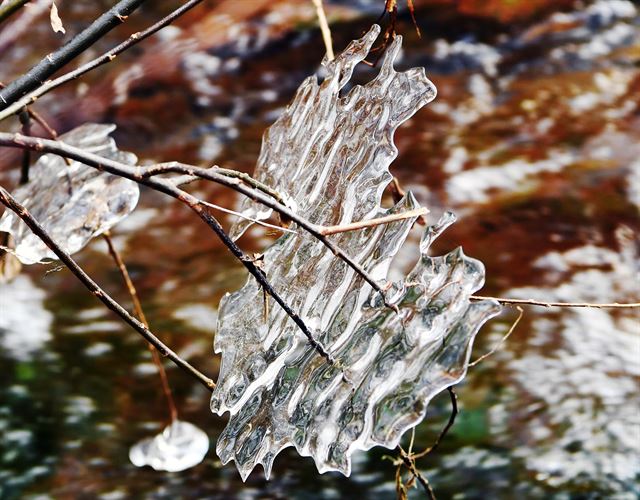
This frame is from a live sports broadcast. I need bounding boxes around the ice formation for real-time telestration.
[0,123,138,264]
[129,420,210,472]
[211,26,500,479]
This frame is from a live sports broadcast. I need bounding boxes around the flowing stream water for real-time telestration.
[0,1,638,498]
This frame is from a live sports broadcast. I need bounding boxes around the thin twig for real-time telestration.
[469,306,524,368]
[27,108,58,139]
[311,0,334,60]
[18,109,31,184]
[318,207,428,235]
[199,200,297,235]
[397,447,436,500]
[0,185,216,391]
[470,295,640,309]
[0,0,203,121]
[103,232,179,423]
[413,387,458,459]
[153,163,287,206]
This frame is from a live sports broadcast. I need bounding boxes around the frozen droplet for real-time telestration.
[129,420,209,472]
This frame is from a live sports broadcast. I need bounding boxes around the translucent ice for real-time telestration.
[211,26,500,480]
[129,420,210,472]
[0,123,138,264]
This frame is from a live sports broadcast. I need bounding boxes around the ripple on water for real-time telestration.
[497,240,640,492]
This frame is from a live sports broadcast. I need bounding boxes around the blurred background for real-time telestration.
[0,0,638,498]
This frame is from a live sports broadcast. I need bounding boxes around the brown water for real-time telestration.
[0,1,638,498]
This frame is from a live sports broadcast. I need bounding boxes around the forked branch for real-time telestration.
[0,134,405,313]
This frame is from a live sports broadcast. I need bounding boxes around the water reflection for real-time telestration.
[0,0,638,498]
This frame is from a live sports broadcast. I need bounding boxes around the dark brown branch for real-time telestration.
[140,163,400,312]
[0,135,398,311]
[0,133,337,364]
[0,0,30,24]
[413,387,458,459]
[397,447,436,500]
[103,232,179,423]
[0,0,204,121]
[0,0,147,110]
[0,133,400,312]
[0,185,216,392]
[149,183,336,366]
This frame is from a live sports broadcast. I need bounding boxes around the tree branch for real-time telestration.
[0,0,203,121]
[0,184,216,392]
[0,0,31,24]
[470,295,640,309]
[0,134,402,313]
[0,0,148,110]
[103,232,179,423]
[0,133,338,364]
[139,163,401,312]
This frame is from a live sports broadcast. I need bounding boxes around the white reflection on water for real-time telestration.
[0,275,53,361]
[496,234,640,491]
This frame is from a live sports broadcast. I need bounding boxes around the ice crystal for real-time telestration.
[211,26,501,480]
[0,123,138,264]
[129,420,210,472]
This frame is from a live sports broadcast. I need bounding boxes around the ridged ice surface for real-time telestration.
[211,26,501,480]
[0,124,138,264]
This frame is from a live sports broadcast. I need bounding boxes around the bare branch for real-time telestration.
[139,163,401,312]
[469,306,524,368]
[0,133,337,364]
[470,295,640,309]
[0,184,216,392]
[0,0,31,24]
[0,134,401,313]
[0,0,204,121]
[0,0,148,110]
[103,232,179,422]
[311,0,334,60]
